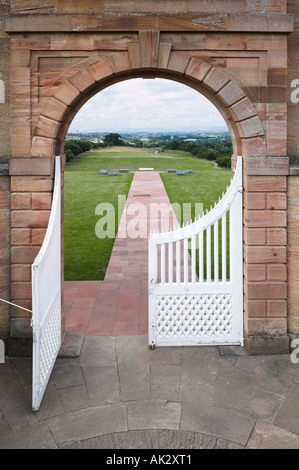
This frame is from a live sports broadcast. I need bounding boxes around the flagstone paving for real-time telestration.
[1,337,299,449]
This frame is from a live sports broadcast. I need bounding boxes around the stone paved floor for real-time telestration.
[1,337,299,449]
[1,172,299,449]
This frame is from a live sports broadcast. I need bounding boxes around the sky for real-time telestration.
[68,78,227,133]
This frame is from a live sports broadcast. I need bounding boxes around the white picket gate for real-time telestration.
[31,156,61,411]
[148,156,243,348]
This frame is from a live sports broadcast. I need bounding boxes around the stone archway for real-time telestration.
[4,5,292,355]
[30,54,264,345]
[32,53,266,160]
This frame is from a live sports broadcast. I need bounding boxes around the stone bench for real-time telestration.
[176,169,194,175]
[139,168,154,171]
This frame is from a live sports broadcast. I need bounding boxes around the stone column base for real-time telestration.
[245,334,290,355]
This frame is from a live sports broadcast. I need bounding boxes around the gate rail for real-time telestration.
[31,156,61,411]
[148,156,243,348]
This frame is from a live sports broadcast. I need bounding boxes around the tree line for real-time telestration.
[160,138,232,169]
[64,133,124,162]
[65,133,232,169]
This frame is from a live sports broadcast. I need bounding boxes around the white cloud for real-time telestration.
[68,78,227,132]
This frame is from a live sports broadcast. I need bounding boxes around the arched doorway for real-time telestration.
[7,25,290,362]
[64,75,237,336]
[31,61,248,408]
[31,59,256,332]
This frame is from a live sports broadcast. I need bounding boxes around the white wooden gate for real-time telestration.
[148,156,243,348]
[31,156,61,411]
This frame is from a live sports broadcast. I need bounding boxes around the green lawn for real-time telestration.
[64,146,232,280]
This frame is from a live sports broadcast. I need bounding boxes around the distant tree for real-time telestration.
[103,133,124,147]
[164,140,180,150]
[178,143,187,151]
[130,138,144,147]
[190,145,200,156]
[223,156,231,169]
[93,142,107,148]
[65,149,75,162]
[206,150,217,161]
[65,141,82,156]
[216,155,231,169]
[76,140,93,152]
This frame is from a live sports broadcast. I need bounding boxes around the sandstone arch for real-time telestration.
[32,53,266,160]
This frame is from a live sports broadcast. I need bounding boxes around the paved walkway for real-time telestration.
[64,171,178,337]
[1,172,299,449]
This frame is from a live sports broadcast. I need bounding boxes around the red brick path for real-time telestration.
[64,171,178,336]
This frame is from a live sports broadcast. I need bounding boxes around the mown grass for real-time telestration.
[64,159,133,280]
[64,146,232,280]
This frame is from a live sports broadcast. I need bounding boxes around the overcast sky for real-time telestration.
[68,78,227,133]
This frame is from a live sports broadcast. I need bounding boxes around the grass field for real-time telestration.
[64,147,232,280]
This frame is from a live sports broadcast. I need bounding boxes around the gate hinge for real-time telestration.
[238,186,244,193]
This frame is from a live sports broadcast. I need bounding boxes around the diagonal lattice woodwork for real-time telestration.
[155,293,233,339]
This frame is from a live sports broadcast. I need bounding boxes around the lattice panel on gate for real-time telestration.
[32,157,61,411]
[38,292,61,394]
[148,157,243,347]
[155,294,233,340]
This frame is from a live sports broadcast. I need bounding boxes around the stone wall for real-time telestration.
[244,158,289,353]
[0,0,10,350]
[9,0,288,14]
[287,0,299,342]
[0,0,10,161]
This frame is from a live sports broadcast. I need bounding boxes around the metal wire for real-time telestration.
[0,297,32,313]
